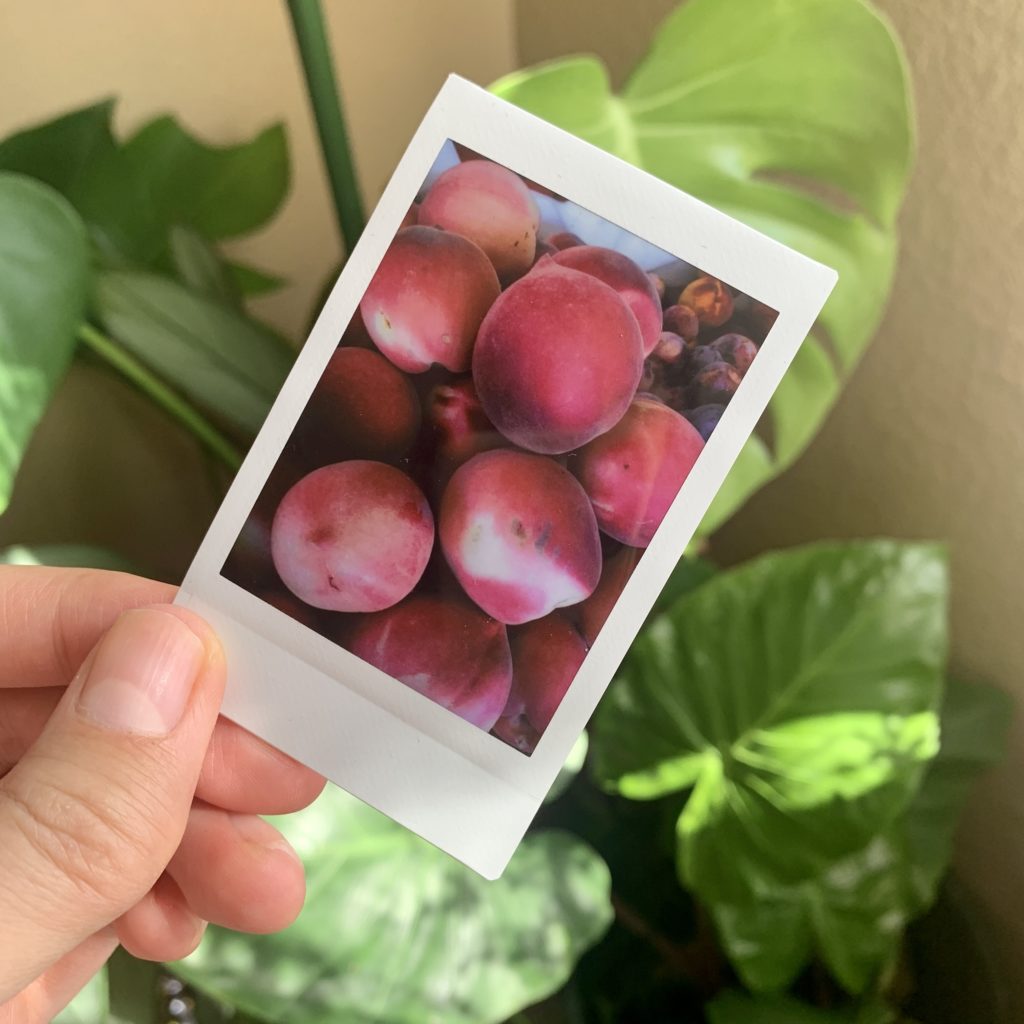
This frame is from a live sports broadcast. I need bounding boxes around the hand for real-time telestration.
[0,567,325,1022]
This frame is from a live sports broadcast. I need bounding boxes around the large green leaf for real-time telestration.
[492,0,913,530]
[123,116,289,240]
[0,174,91,513]
[591,542,947,905]
[711,678,1011,993]
[95,271,293,435]
[708,991,895,1024]
[176,786,612,1024]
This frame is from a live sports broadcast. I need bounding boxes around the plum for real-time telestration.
[685,403,727,441]
[678,275,733,327]
[688,362,742,406]
[271,461,434,612]
[552,245,663,356]
[424,377,507,475]
[360,226,499,373]
[347,595,512,730]
[652,331,686,365]
[577,545,642,645]
[685,345,722,378]
[418,160,540,282]
[662,303,700,343]
[573,395,705,547]
[710,333,758,375]
[291,347,420,468]
[493,613,589,753]
[440,450,602,624]
[473,259,644,454]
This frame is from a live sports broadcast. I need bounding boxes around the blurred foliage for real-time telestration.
[5,1,1010,1023]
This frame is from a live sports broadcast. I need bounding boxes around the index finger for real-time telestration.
[0,566,175,687]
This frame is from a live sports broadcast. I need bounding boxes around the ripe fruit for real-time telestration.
[271,461,434,612]
[710,333,758,375]
[679,276,733,327]
[494,613,589,753]
[546,230,584,250]
[473,259,643,454]
[688,362,742,406]
[577,546,642,645]
[291,347,420,468]
[662,303,700,342]
[440,450,602,624]
[551,245,663,355]
[685,403,726,441]
[418,160,540,282]
[573,395,705,547]
[360,226,499,373]
[652,331,686,365]
[347,596,512,729]
[424,377,506,475]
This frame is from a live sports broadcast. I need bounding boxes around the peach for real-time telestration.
[424,377,507,475]
[440,450,602,624]
[291,347,420,468]
[418,160,540,281]
[577,545,642,645]
[271,461,434,612]
[472,260,644,454]
[347,595,512,729]
[551,245,663,356]
[511,613,588,731]
[360,226,499,373]
[573,395,705,547]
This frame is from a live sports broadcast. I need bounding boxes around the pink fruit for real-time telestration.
[514,614,588,727]
[573,395,705,547]
[347,595,512,729]
[419,160,540,282]
[663,303,700,342]
[257,589,323,631]
[271,462,434,612]
[292,347,420,467]
[577,545,642,645]
[710,332,758,375]
[360,226,499,373]
[547,231,584,250]
[473,260,644,454]
[551,245,663,356]
[440,450,602,624]
[425,377,506,474]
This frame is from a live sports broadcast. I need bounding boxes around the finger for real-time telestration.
[168,802,305,934]
[116,874,206,963]
[0,566,174,687]
[0,691,325,814]
[197,718,326,814]
[0,606,224,1001]
[0,927,118,1024]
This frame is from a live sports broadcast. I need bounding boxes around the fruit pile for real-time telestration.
[223,149,776,755]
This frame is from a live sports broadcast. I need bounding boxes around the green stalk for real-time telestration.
[78,322,243,471]
[285,0,366,251]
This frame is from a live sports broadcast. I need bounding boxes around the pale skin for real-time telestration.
[0,567,326,1023]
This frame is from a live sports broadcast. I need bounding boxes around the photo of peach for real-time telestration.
[221,140,778,755]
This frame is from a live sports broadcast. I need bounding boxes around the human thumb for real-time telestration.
[0,606,225,1000]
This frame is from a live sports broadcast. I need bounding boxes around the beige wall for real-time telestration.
[521,0,1024,1002]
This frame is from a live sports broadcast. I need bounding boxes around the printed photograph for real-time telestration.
[221,140,778,755]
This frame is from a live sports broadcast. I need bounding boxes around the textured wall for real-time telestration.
[519,0,1024,998]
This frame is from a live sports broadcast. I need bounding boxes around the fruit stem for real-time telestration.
[285,0,366,252]
[77,322,244,472]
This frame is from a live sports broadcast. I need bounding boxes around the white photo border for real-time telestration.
[176,74,838,879]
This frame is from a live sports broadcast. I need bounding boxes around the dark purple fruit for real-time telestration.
[710,333,758,375]
[687,362,742,406]
[685,404,726,441]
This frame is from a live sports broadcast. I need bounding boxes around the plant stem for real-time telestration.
[285,0,366,252]
[77,323,243,471]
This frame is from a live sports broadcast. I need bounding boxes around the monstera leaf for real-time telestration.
[492,0,913,531]
[591,542,947,908]
[0,175,90,513]
[710,679,1011,993]
[175,786,613,1024]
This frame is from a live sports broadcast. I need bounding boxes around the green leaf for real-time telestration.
[545,731,589,803]
[0,174,91,513]
[0,101,163,265]
[0,544,134,571]
[491,0,913,530]
[707,991,895,1024]
[168,225,241,306]
[709,678,1009,993]
[227,260,287,297]
[95,271,293,435]
[649,553,716,620]
[123,117,289,240]
[176,786,613,1024]
[54,966,109,1024]
[591,542,947,905]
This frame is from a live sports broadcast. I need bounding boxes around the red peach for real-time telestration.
[271,461,434,612]
[577,545,642,645]
[360,226,499,373]
[440,450,602,624]
[551,245,663,356]
[419,160,540,282]
[348,595,512,729]
[472,259,644,454]
[573,395,705,547]
[425,377,507,474]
